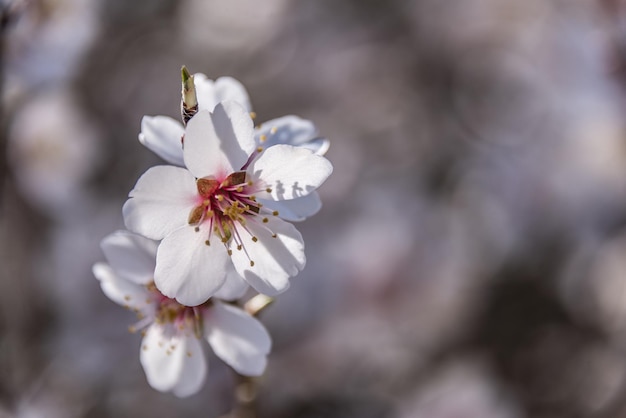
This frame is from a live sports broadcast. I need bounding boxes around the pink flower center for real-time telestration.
[187,171,278,263]
[128,283,211,339]
[152,283,210,338]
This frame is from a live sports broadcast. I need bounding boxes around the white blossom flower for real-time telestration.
[93,230,270,398]
[123,102,333,305]
[138,73,329,221]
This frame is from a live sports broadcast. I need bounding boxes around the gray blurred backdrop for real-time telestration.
[3,0,626,417]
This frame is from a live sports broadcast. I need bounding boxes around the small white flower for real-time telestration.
[138,73,329,221]
[93,230,270,398]
[123,102,333,305]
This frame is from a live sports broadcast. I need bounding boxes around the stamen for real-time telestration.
[271,126,278,134]
[252,236,258,242]
[197,178,219,197]
[250,261,255,267]
[188,205,205,225]
[272,211,279,216]
[259,134,267,142]
[266,188,272,193]
[129,316,153,334]
[193,307,203,338]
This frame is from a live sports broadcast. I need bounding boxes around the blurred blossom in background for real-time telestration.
[3,0,626,417]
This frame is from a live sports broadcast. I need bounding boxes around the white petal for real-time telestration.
[296,137,330,156]
[100,230,157,285]
[183,104,256,178]
[213,267,249,301]
[123,166,198,240]
[205,302,271,376]
[255,115,329,155]
[247,145,333,201]
[230,216,305,296]
[155,224,230,306]
[139,116,185,166]
[93,262,154,312]
[140,325,186,393]
[258,192,322,222]
[195,73,252,113]
[171,335,207,398]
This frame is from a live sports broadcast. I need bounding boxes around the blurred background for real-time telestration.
[3,0,626,417]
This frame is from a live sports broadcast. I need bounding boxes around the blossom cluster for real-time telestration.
[93,68,332,397]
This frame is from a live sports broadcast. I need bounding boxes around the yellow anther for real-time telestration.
[228,249,233,256]
[237,245,242,251]
[266,188,272,193]
[236,186,243,192]
[271,126,277,134]
[247,180,253,186]
[252,236,258,242]
[272,210,279,216]
[128,326,136,333]
[259,134,267,142]
[205,240,210,246]
[250,261,255,267]
[272,233,277,238]
[263,218,269,223]
[250,112,257,119]
[221,236,229,243]
[257,147,264,153]
[217,195,224,201]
